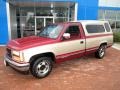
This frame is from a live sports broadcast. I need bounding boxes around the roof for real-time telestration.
[69,20,109,25]
[55,20,109,25]
[71,20,108,23]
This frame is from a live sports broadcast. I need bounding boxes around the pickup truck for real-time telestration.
[4,20,113,78]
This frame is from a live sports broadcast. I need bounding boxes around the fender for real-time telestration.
[22,45,56,62]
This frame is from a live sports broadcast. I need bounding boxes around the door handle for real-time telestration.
[80,41,84,44]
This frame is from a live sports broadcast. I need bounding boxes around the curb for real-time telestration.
[112,43,120,50]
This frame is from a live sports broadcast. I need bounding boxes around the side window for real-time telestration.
[86,25,105,33]
[65,26,80,40]
[104,23,111,32]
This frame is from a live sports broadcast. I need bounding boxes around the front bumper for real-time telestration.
[4,55,30,72]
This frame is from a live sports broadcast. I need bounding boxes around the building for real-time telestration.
[0,0,120,45]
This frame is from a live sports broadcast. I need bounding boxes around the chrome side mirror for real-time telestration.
[63,33,70,40]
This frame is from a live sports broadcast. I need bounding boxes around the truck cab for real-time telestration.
[4,20,113,78]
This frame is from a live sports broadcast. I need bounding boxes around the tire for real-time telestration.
[95,45,106,59]
[30,57,52,78]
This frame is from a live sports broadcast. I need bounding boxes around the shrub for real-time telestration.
[113,32,120,42]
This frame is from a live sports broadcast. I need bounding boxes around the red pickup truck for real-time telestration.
[4,21,113,78]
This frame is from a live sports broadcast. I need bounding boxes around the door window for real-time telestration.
[64,26,80,40]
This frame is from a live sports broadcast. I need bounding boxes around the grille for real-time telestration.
[6,48,12,58]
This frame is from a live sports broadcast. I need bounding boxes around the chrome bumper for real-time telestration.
[4,55,30,72]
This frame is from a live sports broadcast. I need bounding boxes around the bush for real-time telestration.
[113,32,120,42]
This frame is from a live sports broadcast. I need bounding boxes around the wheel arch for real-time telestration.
[100,40,107,47]
[29,52,56,68]
[100,42,107,47]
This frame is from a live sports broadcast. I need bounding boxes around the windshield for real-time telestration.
[37,25,63,39]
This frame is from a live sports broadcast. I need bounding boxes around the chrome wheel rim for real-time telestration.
[99,47,105,57]
[36,60,49,76]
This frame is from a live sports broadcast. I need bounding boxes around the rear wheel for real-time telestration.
[95,45,106,59]
[30,57,52,78]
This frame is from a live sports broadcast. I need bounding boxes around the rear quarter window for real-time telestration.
[86,25,105,33]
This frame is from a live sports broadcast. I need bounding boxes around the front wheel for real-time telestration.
[95,45,106,59]
[30,57,52,78]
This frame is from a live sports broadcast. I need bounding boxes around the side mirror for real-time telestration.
[63,33,70,40]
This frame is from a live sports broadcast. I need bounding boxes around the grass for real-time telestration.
[113,32,120,42]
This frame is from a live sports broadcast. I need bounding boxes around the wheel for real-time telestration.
[95,45,106,59]
[30,57,52,78]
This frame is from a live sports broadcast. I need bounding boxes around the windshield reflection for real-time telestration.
[37,25,63,39]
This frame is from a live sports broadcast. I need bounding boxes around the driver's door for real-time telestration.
[55,23,85,63]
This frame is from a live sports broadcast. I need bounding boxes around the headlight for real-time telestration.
[12,55,21,62]
[12,50,24,63]
[12,51,20,56]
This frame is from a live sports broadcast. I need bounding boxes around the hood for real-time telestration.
[7,36,57,50]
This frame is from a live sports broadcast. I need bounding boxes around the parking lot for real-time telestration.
[0,47,120,90]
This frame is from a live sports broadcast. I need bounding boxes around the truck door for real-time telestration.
[56,23,85,62]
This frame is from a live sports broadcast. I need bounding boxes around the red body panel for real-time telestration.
[55,47,98,63]
[7,36,57,50]
[56,49,85,63]
[55,43,113,63]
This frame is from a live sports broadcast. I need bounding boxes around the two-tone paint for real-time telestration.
[6,21,113,65]
[3,20,113,75]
